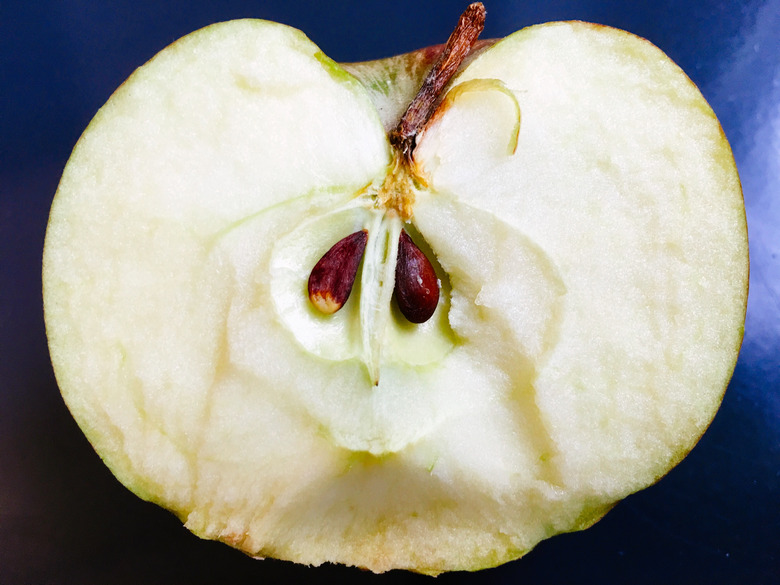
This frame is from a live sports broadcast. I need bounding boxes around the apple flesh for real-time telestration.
[43,16,748,574]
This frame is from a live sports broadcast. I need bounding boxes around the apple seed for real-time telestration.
[308,229,368,314]
[394,230,440,323]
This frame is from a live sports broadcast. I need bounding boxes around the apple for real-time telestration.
[43,3,748,575]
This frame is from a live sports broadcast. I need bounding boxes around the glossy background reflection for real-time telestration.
[1,1,778,583]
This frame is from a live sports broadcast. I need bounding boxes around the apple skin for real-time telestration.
[42,17,748,575]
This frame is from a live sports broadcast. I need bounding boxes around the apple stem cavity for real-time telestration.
[389,2,486,161]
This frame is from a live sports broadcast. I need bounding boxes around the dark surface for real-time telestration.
[1,1,778,583]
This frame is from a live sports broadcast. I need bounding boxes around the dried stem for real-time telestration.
[389,2,486,159]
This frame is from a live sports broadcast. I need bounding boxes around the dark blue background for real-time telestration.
[2,1,778,583]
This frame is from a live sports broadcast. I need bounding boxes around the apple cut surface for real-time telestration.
[43,17,747,574]
[411,21,748,498]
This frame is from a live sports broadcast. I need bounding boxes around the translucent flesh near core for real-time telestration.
[43,20,747,574]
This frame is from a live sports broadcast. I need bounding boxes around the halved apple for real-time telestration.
[43,6,748,575]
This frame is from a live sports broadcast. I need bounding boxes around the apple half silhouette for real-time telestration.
[43,4,748,574]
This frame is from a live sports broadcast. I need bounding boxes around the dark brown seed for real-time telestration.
[308,230,368,314]
[394,230,440,323]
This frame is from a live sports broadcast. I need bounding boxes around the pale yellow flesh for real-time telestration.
[43,19,747,574]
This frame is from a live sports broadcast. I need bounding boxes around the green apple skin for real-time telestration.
[43,18,748,574]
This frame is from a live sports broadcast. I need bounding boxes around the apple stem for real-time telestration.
[389,2,486,159]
